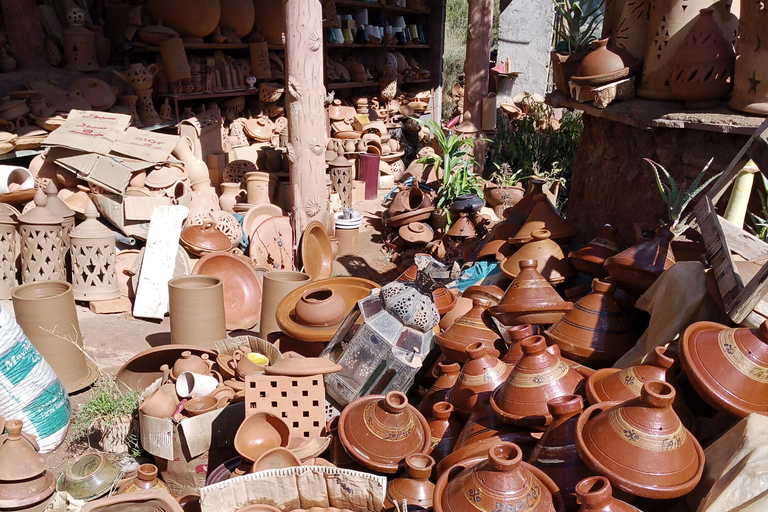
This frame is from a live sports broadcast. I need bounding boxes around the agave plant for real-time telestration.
[645,158,722,236]
[414,117,486,222]
[748,172,768,241]
[553,0,605,53]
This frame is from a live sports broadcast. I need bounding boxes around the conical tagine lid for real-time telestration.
[510,195,577,244]
[446,342,511,416]
[435,298,503,362]
[502,229,574,284]
[603,226,675,296]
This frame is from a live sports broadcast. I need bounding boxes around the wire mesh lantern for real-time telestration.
[18,188,65,283]
[0,206,16,299]
[69,200,120,301]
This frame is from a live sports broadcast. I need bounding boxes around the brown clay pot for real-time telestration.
[501,324,535,366]
[418,361,461,417]
[568,224,620,278]
[489,260,574,326]
[434,442,563,512]
[390,184,432,216]
[501,230,574,284]
[219,0,256,39]
[574,381,705,499]
[179,222,231,256]
[167,276,227,348]
[510,195,577,244]
[680,319,768,417]
[293,288,346,327]
[80,490,184,512]
[575,476,641,512]
[139,383,180,418]
[435,298,503,362]
[571,39,629,86]
[231,348,267,379]
[117,464,169,494]
[427,401,463,463]
[544,279,636,368]
[439,297,473,331]
[234,412,291,463]
[603,226,675,296]
[147,0,220,40]
[251,447,302,472]
[0,420,56,510]
[485,183,526,208]
[446,343,511,416]
[491,336,585,428]
[551,51,589,95]
[384,453,435,511]
[528,396,593,510]
[338,391,431,474]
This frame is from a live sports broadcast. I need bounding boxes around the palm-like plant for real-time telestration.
[414,117,485,222]
[553,0,604,53]
[645,158,722,236]
[748,172,768,241]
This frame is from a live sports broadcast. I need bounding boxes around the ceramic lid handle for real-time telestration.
[382,391,408,414]
[575,476,613,508]
[640,380,675,408]
[547,394,583,418]
[432,401,453,420]
[488,442,522,472]
[507,324,534,341]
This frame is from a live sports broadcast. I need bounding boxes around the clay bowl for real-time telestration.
[80,490,186,512]
[234,412,291,463]
[116,345,217,391]
[294,288,347,327]
[275,277,381,342]
[300,220,333,280]
[242,204,283,241]
[333,131,363,140]
[193,252,263,330]
[57,452,121,501]
[236,505,282,512]
[184,396,218,416]
[217,354,236,380]
[251,447,302,472]
[287,435,332,460]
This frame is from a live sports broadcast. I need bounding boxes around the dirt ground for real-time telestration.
[2,194,397,475]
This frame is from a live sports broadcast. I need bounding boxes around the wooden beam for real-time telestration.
[0,0,47,70]
[707,117,768,204]
[463,0,492,171]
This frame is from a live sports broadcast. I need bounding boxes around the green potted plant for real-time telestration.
[71,379,141,454]
[485,162,528,209]
[550,0,605,94]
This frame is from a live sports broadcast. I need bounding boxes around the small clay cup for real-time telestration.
[168,275,227,348]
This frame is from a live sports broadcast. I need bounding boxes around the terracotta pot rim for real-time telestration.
[263,270,312,283]
[12,280,72,301]
[168,275,223,290]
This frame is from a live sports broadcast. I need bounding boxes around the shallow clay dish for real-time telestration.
[387,206,435,228]
[116,345,217,390]
[193,252,263,330]
[234,412,291,463]
[242,204,283,241]
[250,216,294,271]
[299,221,333,280]
[251,447,302,472]
[275,277,380,342]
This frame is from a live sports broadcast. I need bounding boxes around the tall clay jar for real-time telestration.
[245,171,275,205]
[0,205,16,299]
[168,275,227,348]
[259,271,312,340]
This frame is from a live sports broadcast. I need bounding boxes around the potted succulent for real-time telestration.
[550,0,605,94]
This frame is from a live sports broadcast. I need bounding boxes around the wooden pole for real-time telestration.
[463,0,493,171]
[1,0,47,70]
[283,0,328,240]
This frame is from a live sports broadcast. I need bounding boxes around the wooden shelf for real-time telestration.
[326,43,383,48]
[326,81,379,89]
[402,78,431,84]
[159,89,261,101]
[332,0,430,13]
[386,44,430,49]
[133,42,284,52]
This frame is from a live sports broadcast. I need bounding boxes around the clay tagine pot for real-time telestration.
[434,442,563,512]
[544,279,637,368]
[446,342,512,416]
[435,298,504,362]
[491,336,585,428]
[489,260,574,326]
[293,288,347,327]
[568,224,620,278]
[510,195,577,244]
[338,391,431,474]
[574,380,704,499]
[428,401,463,463]
[171,351,212,380]
[179,221,232,256]
[0,420,56,510]
[603,226,675,297]
[528,396,593,510]
[502,324,536,366]
[574,476,641,512]
[117,463,169,494]
[571,39,629,87]
[501,230,574,284]
[680,319,768,417]
[384,453,435,511]
[418,362,461,417]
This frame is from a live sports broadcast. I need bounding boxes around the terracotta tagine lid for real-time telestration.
[171,351,212,380]
[574,381,705,499]
[180,221,232,255]
[338,391,431,474]
[428,401,463,463]
[491,336,585,428]
[384,453,435,510]
[447,214,478,238]
[575,476,641,512]
[389,184,432,216]
[502,324,535,366]
[473,237,516,262]
[454,394,521,450]
[435,298,504,362]
[117,463,169,494]
[434,442,561,512]
[510,195,577,244]
[528,396,593,510]
[0,420,56,509]
[145,165,178,189]
[501,229,574,284]
[603,226,675,296]
[508,178,548,222]
[446,342,512,416]
[418,362,461,417]
[399,222,434,244]
[489,260,574,326]
[571,39,629,87]
[680,319,768,417]
[463,285,505,304]
[544,279,636,368]
[568,224,621,278]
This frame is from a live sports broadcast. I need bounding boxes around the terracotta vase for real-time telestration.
[338,391,431,474]
[446,342,512,416]
[294,288,346,327]
[140,382,180,418]
[528,396,593,510]
[501,229,574,284]
[219,183,246,213]
[491,336,585,428]
[245,172,276,205]
[489,260,574,326]
[575,476,641,512]
[118,464,169,494]
[680,319,768,417]
[148,0,221,41]
[575,381,704,499]
[435,298,503,362]
[568,224,621,278]
[544,279,636,368]
[730,0,768,113]
[610,0,650,59]
[669,8,735,103]
[428,401,463,463]
[384,453,435,511]
[434,442,561,512]
[603,226,675,296]
[418,362,461,417]
[167,276,227,348]
[511,194,577,244]
[259,271,312,340]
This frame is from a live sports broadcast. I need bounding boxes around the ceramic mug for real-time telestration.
[176,371,220,398]
[333,29,344,45]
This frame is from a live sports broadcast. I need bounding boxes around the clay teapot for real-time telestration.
[446,342,511,416]
[114,63,159,92]
[384,453,435,511]
[568,224,620,278]
[435,298,504,362]
[230,347,268,380]
[171,351,213,380]
[575,476,641,512]
[418,362,461,417]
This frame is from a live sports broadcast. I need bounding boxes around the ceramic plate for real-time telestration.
[249,216,293,271]
[242,203,283,242]
[300,220,333,280]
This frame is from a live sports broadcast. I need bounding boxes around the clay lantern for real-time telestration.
[18,188,65,283]
[69,201,120,301]
[45,181,75,250]
[63,7,99,72]
[0,205,16,299]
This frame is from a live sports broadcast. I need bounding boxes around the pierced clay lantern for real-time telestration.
[63,7,99,72]
[69,201,120,301]
[45,181,75,250]
[19,188,65,283]
[0,205,16,299]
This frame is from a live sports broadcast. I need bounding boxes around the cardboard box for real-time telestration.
[92,193,173,239]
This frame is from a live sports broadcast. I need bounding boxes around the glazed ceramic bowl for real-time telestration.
[57,452,121,501]
[234,412,291,462]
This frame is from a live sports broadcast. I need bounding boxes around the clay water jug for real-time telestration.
[219,183,245,213]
